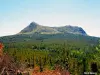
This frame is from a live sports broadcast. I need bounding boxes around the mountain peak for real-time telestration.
[28,22,40,28]
[19,22,87,35]
[30,21,39,26]
[19,22,40,34]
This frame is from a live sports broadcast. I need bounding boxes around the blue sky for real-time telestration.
[0,0,100,37]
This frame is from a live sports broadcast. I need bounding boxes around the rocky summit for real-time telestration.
[19,22,87,35]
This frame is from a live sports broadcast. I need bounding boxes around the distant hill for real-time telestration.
[19,22,87,35]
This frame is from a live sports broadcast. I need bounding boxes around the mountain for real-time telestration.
[19,22,59,34]
[19,22,87,35]
[0,21,99,48]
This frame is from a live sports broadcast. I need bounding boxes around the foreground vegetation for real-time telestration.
[3,42,100,74]
[0,33,100,75]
